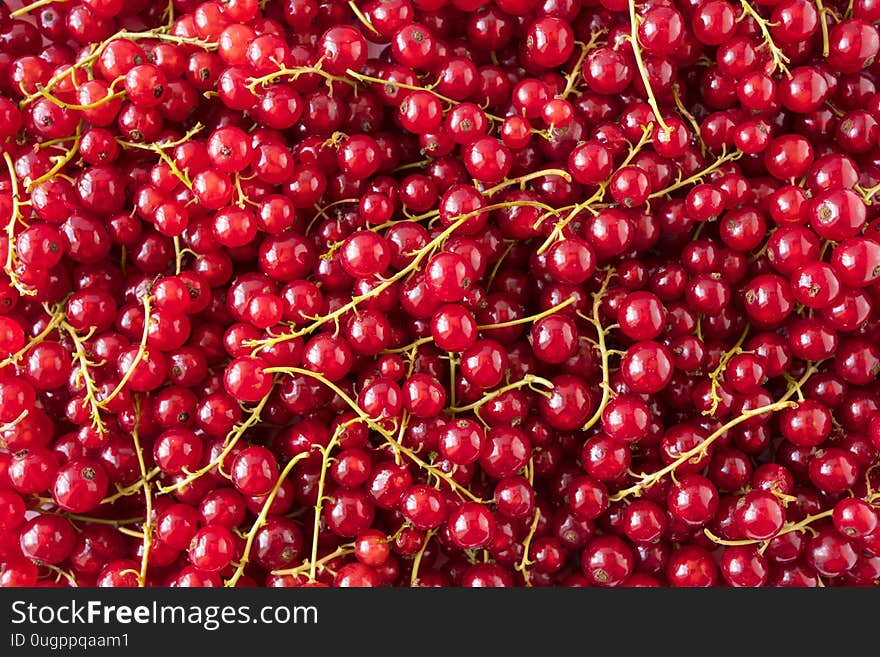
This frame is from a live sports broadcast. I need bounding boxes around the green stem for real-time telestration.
[627,0,670,133]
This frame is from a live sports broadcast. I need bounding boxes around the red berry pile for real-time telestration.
[1,0,880,589]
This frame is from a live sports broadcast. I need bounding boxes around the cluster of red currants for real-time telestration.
[1,0,880,588]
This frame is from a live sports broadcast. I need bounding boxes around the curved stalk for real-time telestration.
[611,364,820,501]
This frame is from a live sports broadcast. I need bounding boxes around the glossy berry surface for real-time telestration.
[0,0,877,592]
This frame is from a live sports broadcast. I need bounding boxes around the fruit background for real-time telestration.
[1,0,880,588]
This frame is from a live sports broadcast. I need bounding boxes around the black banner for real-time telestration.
[0,588,870,654]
